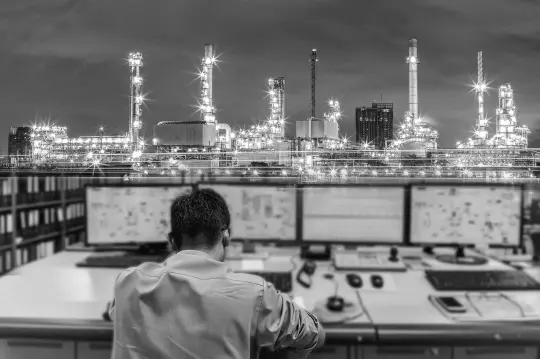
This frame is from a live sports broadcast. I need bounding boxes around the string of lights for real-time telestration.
[15,40,537,181]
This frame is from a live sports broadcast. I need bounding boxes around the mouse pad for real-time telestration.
[312,299,364,324]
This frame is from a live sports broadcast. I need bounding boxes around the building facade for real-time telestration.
[355,103,394,149]
[8,126,32,157]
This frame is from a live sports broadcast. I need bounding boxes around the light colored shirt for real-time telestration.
[110,250,321,359]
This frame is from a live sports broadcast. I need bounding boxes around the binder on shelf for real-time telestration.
[5,248,10,272]
[0,214,6,247]
[1,178,12,208]
[6,213,12,246]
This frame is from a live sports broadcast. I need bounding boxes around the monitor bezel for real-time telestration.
[408,182,525,248]
[84,183,195,248]
[297,183,408,246]
[195,181,299,245]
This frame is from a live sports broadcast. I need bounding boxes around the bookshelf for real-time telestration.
[0,175,117,275]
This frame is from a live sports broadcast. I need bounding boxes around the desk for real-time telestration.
[0,250,539,359]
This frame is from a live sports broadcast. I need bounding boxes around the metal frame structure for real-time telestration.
[199,44,217,124]
[128,52,144,157]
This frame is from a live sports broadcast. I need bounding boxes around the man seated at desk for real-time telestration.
[108,188,325,358]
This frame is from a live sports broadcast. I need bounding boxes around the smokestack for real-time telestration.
[310,49,318,119]
[407,38,418,118]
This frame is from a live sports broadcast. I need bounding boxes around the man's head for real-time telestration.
[169,188,231,261]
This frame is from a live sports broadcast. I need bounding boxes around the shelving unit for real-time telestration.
[0,175,118,275]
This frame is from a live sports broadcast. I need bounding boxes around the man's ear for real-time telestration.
[168,232,178,252]
[222,234,230,248]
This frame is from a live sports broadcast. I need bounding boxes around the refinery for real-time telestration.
[7,38,539,181]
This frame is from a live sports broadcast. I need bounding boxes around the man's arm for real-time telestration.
[256,282,326,354]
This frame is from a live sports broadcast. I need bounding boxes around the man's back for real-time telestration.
[110,250,320,359]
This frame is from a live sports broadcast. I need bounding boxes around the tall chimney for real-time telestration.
[407,38,419,118]
[310,49,318,119]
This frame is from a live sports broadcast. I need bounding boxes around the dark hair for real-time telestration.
[170,188,230,249]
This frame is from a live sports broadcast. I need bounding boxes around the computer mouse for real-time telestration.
[346,273,363,288]
[370,274,384,289]
[326,296,345,312]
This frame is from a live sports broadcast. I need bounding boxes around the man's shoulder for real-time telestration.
[115,262,162,283]
[226,271,266,288]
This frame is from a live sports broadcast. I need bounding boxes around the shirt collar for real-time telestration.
[173,250,216,261]
[166,249,224,266]
[164,250,229,277]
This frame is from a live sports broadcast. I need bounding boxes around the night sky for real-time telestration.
[1,0,540,153]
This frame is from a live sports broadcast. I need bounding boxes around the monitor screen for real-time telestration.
[197,184,297,241]
[302,186,405,243]
[410,186,522,246]
[86,186,191,245]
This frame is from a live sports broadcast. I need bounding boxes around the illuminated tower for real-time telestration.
[473,51,489,145]
[407,38,419,118]
[324,99,341,124]
[391,38,438,150]
[268,77,285,137]
[491,83,530,148]
[199,44,216,124]
[310,49,318,119]
[128,52,144,154]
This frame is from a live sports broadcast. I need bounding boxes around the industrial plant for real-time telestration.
[7,38,538,181]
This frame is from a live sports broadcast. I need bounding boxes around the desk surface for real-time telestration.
[1,249,540,345]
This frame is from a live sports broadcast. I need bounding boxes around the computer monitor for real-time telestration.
[85,185,191,245]
[410,185,523,246]
[197,183,297,242]
[301,185,406,244]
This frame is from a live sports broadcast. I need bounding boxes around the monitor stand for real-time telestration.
[134,243,170,256]
[300,245,331,261]
[435,245,487,266]
[242,240,257,254]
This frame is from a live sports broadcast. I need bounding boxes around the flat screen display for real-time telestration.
[86,186,191,245]
[410,186,522,246]
[302,186,405,243]
[198,184,297,241]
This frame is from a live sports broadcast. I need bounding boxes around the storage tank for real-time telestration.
[153,121,216,147]
[295,119,338,140]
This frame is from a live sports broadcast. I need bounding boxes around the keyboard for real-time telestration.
[228,259,294,293]
[425,270,540,291]
[246,271,293,293]
[333,252,407,272]
[76,253,167,268]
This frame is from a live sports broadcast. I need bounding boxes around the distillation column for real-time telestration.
[200,44,216,124]
[475,51,488,145]
[128,52,144,155]
[268,77,285,137]
[407,38,419,119]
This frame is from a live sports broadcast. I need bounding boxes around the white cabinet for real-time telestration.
[453,347,538,359]
[0,339,74,359]
[77,341,112,359]
[363,346,451,359]
[310,345,349,359]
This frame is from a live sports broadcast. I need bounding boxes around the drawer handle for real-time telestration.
[8,341,63,349]
[465,347,527,355]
